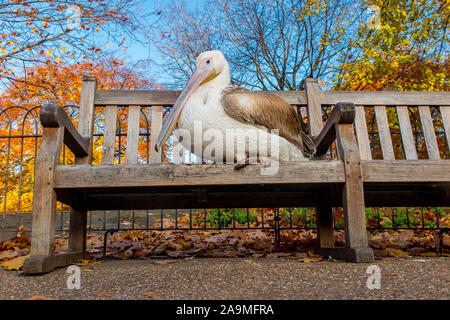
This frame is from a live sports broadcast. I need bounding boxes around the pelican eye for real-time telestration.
[206,60,210,64]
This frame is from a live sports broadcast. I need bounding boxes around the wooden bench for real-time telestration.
[23,77,450,274]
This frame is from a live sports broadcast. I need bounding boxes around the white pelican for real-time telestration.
[155,50,313,167]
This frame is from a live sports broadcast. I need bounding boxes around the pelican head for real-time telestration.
[155,50,230,152]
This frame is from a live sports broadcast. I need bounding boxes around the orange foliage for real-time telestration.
[0,57,161,214]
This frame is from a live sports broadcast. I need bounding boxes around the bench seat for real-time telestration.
[53,161,449,210]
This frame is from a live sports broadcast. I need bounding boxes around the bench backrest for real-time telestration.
[79,77,450,164]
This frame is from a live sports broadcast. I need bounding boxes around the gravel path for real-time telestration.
[1,257,449,300]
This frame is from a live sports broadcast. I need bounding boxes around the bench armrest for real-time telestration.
[313,102,355,156]
[40,103,90,157]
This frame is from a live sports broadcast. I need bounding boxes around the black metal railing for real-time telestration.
[1,104,448,247]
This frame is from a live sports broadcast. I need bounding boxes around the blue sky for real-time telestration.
[100,0,200,89]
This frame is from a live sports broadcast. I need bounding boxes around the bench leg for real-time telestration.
[316,206,334,248]
[68,209,88,254]
[318,187,374,262]
[23,128,85,274]
[23,128,89,274]
[317,123,374,262]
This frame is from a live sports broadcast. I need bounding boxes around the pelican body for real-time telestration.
[155,50,312,164]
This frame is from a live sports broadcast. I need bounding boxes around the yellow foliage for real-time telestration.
[1,254,29,271]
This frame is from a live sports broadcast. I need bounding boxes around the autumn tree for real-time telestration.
[0,0,155,85]
[152,0,363,90]
[334,0,449,91]
[0,57,160,214]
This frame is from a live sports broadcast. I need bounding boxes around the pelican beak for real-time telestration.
[155,64,216,153]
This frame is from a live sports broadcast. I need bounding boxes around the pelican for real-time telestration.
[155,50,313,167]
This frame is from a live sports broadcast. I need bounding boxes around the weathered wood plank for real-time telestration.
[54,162,346,189]
[335,123,371,254]
[23,251,90,274]
[419,106,440,160]
[69,77,97,254]
[305,78,323,137]
[374,105,395,160]
[55,180,449,210]
[396,106,418,160]
[94,89,449,107]
[94,90,308,106]
[77,77,97,162]
[125,105,141,164]
[313,102,355,156]
[54,160,450,190]
[150,105,163,164]
[30,127,64,256]
[362,160,450,182]
[102,105,117,165]
[40,103,89,157]
[317,206,334,248]
[321,91,450,106]
[354,106,372,160]
[439,106,450,152]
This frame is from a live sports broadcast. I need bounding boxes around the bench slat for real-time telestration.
[374,105,395,160]
[54,161,346,188]
[354,106,372,160]
[94,90,449,107]
[419,106,440,160]
[305,79,324,137]
[150,106,163,164]
[125,105,141,164]
[53,160,450,190]
[102,105,117,164]
[440,106,450,152]
[320,91,450,106]
[396,106,418,160]
[94,90,309,106]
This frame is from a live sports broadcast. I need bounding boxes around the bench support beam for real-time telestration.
[316,206,334,248]
[330,123,373,262]
[23,252,90,274]
[23,127,64,274]
[67,77,97,264]
[314,102,374,262]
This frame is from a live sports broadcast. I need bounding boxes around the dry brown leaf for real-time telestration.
[386,248,409,257]
[96,290,116,297]
[77,259,101,266]
[419,252,438,257]
[142,291,158,299]
[152,260,178,265]
[299,257,323,263]
[26,295,54,300]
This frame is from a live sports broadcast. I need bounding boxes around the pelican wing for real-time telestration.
[221,87,315,156]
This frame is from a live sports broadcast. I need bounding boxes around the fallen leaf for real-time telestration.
[1,254,29,271]
[152,260,178,265]
[153,243,168,255]
[299,257,323,263]
[419,252,438,257]
[26,295,54,300]
[77,259,101,266]
[386,248,409,257]
[167,241,183,251]
[295,252,308,259]
[96,290,116,297]
[142,291,158,299]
